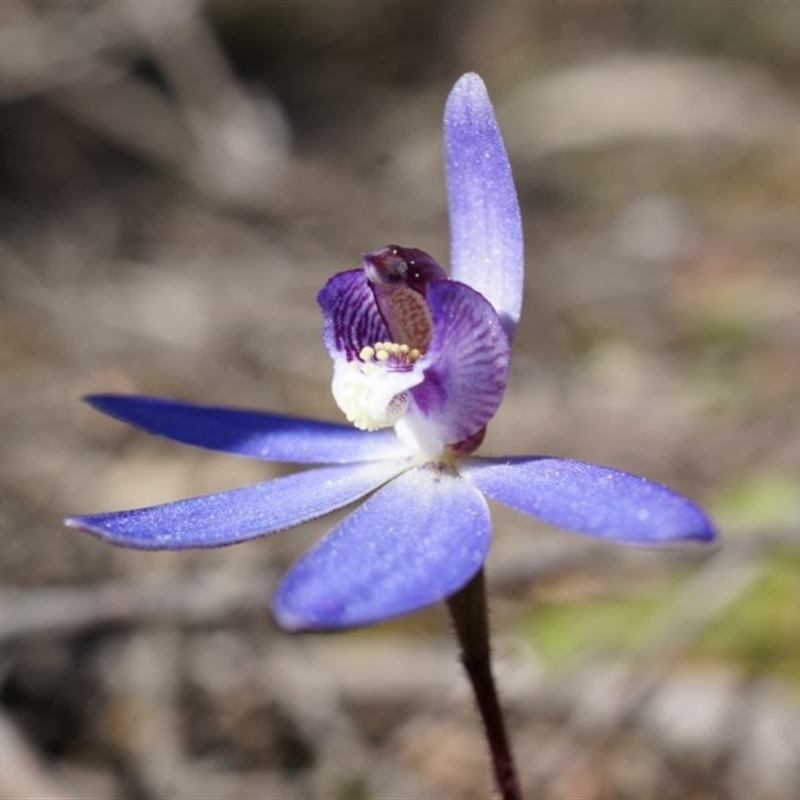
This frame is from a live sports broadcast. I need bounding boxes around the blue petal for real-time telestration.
[461,457,717,544]
[444,73,523,339]
[273,465,491,630]
[410,280,509,446]
[84,395,411,463]
[65,460,409,549]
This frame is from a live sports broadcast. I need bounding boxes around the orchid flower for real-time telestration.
[67,73,715,634]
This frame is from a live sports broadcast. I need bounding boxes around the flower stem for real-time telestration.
[447,568,523,800]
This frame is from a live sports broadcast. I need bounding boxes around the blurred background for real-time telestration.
[1,1,799,798]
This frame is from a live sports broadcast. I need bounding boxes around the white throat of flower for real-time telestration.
[331,341,425,432]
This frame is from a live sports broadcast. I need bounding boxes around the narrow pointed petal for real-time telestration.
[84,394,410,463]
[462,457,716,544]
[273,466,491,630]
[444,73,523,338]
[66,460,409,549]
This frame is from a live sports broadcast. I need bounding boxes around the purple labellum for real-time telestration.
[320,247,510,456]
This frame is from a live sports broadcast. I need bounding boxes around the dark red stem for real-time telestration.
[447,568,523,800]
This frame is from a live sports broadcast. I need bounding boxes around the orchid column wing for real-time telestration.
[85,394,411,464]
[462,457,716,544]
[66,461,409,549]
[273,465,491,630]
[444,73,523,338]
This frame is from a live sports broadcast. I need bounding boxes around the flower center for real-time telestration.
[332,340,423,432]
[324,246,454,438]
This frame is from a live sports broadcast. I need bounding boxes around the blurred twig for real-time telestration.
[120,0,289,206]
[0,570,275,642]
[0,0,289,209]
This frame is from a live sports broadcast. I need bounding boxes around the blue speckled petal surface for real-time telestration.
[66,460,409,549]
[444,73,523,338]
[461,456,716,544]
[85,394,411,464]
[273,465,491,630]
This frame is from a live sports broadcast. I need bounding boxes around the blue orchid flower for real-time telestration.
[67,73,716,632]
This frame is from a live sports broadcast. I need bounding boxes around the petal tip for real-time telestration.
[446,72,492,121]
[451,71,487,95]
[83,391,126,407]
[82,392,112,411]
[687,518,719,545]
[271,605,307,633]
[271,591,346,633]
[662,496,719,547]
